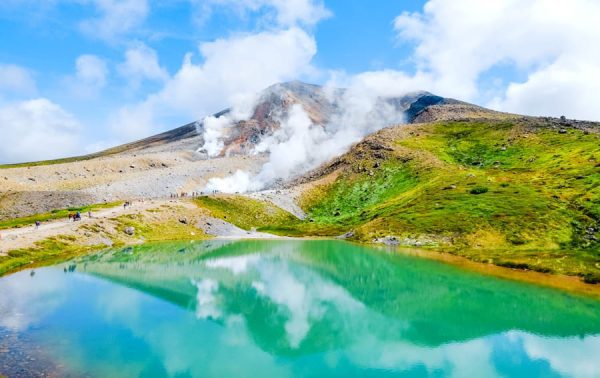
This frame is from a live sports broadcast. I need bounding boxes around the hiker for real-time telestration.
[75,212,81,221]
[88,211,92,218]
[35,220,41,229]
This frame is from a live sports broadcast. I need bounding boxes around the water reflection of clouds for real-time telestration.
[3,247,600,377]
[0,269,67,331]
[205,255,261,275]
[518,333,600,378]
[40,272,290,377]
[193,278,221,320]
[96,284,143,325]
[197,253,600,377]
[336,332,600,377]
[349,336,495,376]
[201,254,364,348]
[97,286,292,377]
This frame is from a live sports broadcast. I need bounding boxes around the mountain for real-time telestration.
[1,81,599,287]
[6,81,475,220]
[0,81,494,168]
[129,81,508,158]
[104,81,478,158]
[197,81,499,156]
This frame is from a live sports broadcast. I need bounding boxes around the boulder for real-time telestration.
[124,226,135,236]
[336,231,355,240]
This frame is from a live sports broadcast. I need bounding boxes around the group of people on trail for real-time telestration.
[29,200,139,231]
[26,198,147,232]
[170,191,218,199]
[68,212,82,222]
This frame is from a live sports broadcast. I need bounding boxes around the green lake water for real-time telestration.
[1,240,600,377]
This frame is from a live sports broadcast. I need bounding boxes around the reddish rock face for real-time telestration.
[210,81,445,157]
[219,82,341,156]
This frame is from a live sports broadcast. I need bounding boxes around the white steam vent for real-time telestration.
[199,83,408,193]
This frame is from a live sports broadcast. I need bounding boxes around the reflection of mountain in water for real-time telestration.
[75,240,600,355]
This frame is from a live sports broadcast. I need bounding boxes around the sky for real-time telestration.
[0,0,599,164]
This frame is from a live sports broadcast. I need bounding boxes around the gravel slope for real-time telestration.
[0,149,267,220]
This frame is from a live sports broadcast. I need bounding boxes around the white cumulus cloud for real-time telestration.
[0,98,81,163]
[118,43,168,89]
[197,0,330,27]
[112,27,317,141]
[63,54,108,98]
[80,0,149,42]
[77,54,108,89]
[392,0,600,120]
[162,27,317,117]
[0,64,37,96]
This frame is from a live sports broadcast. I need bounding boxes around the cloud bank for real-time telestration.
[115,25,317,141]
[0,99,81,163]
[392,0,600,120]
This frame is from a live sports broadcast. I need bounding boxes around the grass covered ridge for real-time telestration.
[0,235,105,276]
[195,195,300,232]
[297,119,600,280]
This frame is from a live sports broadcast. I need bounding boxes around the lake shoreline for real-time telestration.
[3,233,600,301]
[1,199,599,300]
[375,244,600,300]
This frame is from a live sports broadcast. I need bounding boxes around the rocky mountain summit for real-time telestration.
[95,81,487,158]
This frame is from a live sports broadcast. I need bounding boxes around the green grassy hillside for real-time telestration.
[199,118,600,282]
[302,119,599,279]
[195,195,298,230]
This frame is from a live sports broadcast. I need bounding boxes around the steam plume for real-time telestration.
[202,84,407,193]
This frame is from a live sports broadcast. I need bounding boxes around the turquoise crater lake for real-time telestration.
[1,240,600,377]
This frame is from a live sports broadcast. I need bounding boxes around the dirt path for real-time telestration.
[0,198,286,256]
[0,199,176,254]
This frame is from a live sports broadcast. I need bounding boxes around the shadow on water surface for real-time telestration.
[1,239,600,377]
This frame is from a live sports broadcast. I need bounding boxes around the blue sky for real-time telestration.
[0,2,423,95]
[0,0,599,163]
